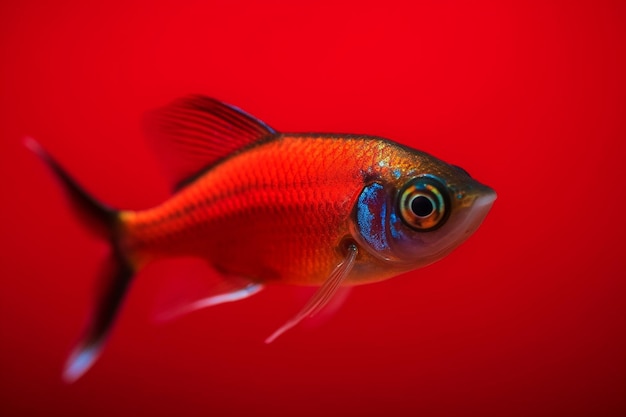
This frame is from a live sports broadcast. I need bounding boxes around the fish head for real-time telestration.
[351,146,496,276]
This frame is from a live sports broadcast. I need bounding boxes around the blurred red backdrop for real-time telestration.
[1,1,625,416]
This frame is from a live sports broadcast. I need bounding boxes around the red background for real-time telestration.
[1,1,625,416]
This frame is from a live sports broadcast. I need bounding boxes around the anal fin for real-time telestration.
[155,282,263,323]
[265,244,358,344]
[151,259,263,323]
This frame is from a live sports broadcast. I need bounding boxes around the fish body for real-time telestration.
[121,134,365,285]
[27,96,496,381]
[121,134,491,286]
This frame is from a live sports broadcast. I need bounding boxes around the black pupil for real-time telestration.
[411,195,434,217]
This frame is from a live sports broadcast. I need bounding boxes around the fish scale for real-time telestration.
[120,135,376,283]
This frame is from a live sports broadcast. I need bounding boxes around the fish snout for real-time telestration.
[474,186,497,210]
[463,185,496,233]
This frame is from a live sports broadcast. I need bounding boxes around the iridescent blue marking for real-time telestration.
[356,183,389,252]
[380,194,387,246]
[389,211,402,240]
[392,168,401,179]
[64,344,99,383]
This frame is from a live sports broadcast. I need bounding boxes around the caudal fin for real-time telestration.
[25,137,136,382]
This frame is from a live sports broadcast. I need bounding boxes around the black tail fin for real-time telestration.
[25,137,135,382]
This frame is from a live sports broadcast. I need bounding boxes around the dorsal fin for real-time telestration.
[144,95,277,191]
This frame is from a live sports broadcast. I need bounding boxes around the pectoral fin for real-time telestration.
[265,244,358,344]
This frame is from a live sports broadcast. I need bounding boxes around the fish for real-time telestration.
[25,95,496,382]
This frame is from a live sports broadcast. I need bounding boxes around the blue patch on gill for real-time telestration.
[357,183,389,252]
[389,211,402,240]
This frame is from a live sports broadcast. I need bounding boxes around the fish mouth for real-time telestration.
[474,187,497,210]
[462,186,497,235]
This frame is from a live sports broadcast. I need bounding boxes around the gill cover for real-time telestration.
[354,182,396,260]
[354,177,450,261]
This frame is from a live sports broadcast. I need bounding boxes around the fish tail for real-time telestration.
[25,137,135,382]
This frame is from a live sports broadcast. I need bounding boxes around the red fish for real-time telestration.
[26,96,496,381]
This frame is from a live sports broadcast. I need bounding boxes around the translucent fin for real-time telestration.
[265,244,358,344]
[156,282,263,323]
[63,249,134,383]
[144,95,277,191]
[25,137,135,383]
[24,137,116,238]
[64,344,101,383]
[149,259,264,323]
[302,286,352,328]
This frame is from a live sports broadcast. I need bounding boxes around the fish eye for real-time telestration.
[399,176,449,231]
[411,195,435,217]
